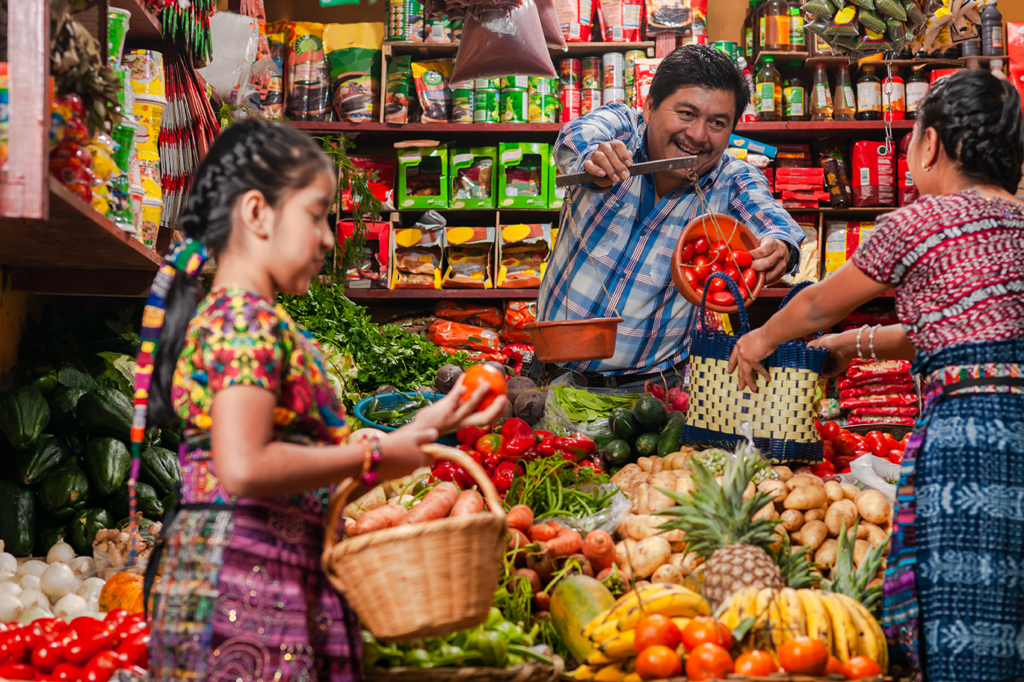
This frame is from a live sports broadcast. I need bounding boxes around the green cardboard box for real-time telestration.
[397,144,449,210]
[548,152,566,209]
[498,143,549,209]
[449,147,497,209]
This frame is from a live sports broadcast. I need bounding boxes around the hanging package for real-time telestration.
[451,0,557,83]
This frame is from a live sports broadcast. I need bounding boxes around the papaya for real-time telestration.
[0,384,51,449]
[0,480,36,557]
[550,575,615,665]
[15,433,72,486]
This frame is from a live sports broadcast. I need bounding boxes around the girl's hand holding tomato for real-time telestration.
[409,370,506,436]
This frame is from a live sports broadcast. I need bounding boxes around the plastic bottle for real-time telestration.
[744,1,758,59]
[834,63,856,121]
[981,3,1004,56]
[905,68,928,120]
[883,72,905,122]
[788,1,805,51]
[810,62,833,121]
[856,63,881,121]
[784,60,807,121]
[756,56,783,121]
[961,35,982,57]
[764,0,791,52]
[739,57,759,122]
[990,59,1005,78]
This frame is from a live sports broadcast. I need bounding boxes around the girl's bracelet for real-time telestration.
[855,325,868,361]
[868,325,880,362]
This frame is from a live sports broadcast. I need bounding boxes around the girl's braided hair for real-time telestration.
[916,69,1024,194]
[148,118,334,426]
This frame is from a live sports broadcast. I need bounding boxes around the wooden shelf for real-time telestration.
[109,0,162,44]
[0,178,161,295]
[757,53,964,69]
[756,51,810,64]
[384,41,655,57]
[344,288,539,300]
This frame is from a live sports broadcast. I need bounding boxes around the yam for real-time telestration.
[824,481,845,503]
[815,538,839,566]
[783,485,828,510]
[856,489,892,525]
[824,500,859,537]
[841,483,861,501]
[787,473,825,490]
[773,465,794,482]
[651,564,684,585]
[757,480,789,502]
[780,509,805,532]
[799,520,828,550]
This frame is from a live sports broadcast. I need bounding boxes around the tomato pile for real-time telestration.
[814,421,908,477]
[678,237,757,307]
[0,610,149,682]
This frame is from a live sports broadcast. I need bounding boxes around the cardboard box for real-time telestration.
[496,222,552,288]
[450,147,497,209]
[729,134,777,158]
[338,220,389,289]
[498,143,549,209]
[443,226,495,288]
[548,153,566,209]
[389,222,445,288]
[397,144,449,210]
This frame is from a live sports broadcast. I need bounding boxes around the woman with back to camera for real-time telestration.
[728,69,1024,682]
[140,118,504,681]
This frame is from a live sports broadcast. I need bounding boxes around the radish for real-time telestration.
[670,389,689,413]
[643,380,666,401]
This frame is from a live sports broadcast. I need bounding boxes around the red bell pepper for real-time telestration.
[481,451,503,474]
[492,461,523,493]
[455,444,474,453]
[501,420,536,462]
[534,430,553,443]
[575,459,605,474]
[554,434,596,462]
[457,425,490,447]
[474,433,505,456]
[535,437,556,458]
[432,462,473,490]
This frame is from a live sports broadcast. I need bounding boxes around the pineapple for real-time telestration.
[771,533,820,590]
[659,454,784,609]
[822,520,889,614]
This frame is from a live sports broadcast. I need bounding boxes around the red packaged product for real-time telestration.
[845,359,913,380]
[427,320,501,353]
[554,0,595,42]
[434,301,503,329]
[839,381,914,398]
[840,393,917,409]
[503,343,536,375]
[341,157,397,212]
[505,300,538,329]
[596,0,643,42]
[848,415,916,426]
[438,345,509,364]
[501,324,534,344]
[837,373,911,390]
[852,406,920,417]
[842,311,900,327]
[851,140,896,207]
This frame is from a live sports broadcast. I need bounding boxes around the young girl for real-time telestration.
[142,118,504,682]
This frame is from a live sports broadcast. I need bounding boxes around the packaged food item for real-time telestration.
[782,215,820,285]
[582,58,602,89]
[837,373,910,390]
[260,31,286,120]
[390,218,444,289]
[450,147,497,209]
[435,301,503,328]
[548,152,565,209]
[824,220,875,276]
[428,320,502,353]
[339,220,390,288]
[845,359,913,379]
[450,0,557,82]
[502,343,536,373]
[597,0,643,42]
[497,222,552,288]
[437,346,510,365]
[342,157,397,212]
[324,23,383,124]
[813,396,842,420]
[555,0,596,42]
[646,0,707,36]
[821,150,853,207]
[501,89,529,123]
[506,300,539,329]
[560,59,582,88]
[426,14,455,42]
[632,58,661,110]
[840,393,917,409]
[397,143,449,209]
[474,89,501,123]
[848,415,916,426]
[839,380,914,398]
[581,88,602,116]
[286,23,331,121]
[560,87,582,121]
[498,143,549,209]
[385,56,413,124]
[443,226,496,288]
[851,140,895,207]
[412,59,453,123]
[452,87,474,123]
[387,0,426,41]
[897,131,919,207]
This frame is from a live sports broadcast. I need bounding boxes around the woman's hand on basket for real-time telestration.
[727,328,777,392]
[410,376,506,436]
[808,332,857,379]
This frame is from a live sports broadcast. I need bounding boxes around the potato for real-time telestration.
[815,538,839,566]
[636,485,651,515]
[638,457,654,473]
[663,451,693,471]
[670,541,688,554]
[674,475,697,496]
[787,473,825,490]
[651,564,684,585]
[783,485,828,510]
[805,508,827,522]
[859,522,889,548]
[647,488,676,513]
[650,457,665,475]
[631,537,673,579]
[758,480,789,503]
[773,465,794,482]
[868,577,884,590]
[634,580,653,591]
[780,509,805,532]
[669,552,701,574]
[853,539,871,567]
[856,489,892,525]
[344,485,387,520]
[753,501,779,521]
[799,520,828,550]
[825,500,859,537]
[621,515,655,541]
[615,539,638,578]
[612,464,648,498]
[824,481,845,503]
[841,483,861,501]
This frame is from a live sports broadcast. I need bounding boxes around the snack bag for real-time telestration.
[428,320,502,353]
[554,0,595,42]
[385,56,412,124]
[824,221,876,277]
[851,140,896,207]
[324,23,383,124]
[411,59,453,124]
[286,23,331,121]
[846,359,913,379]
[596,0,643,41]
[434,301,503,329]
[260,31,286,119]
[497,223,551,288]
[646,0,707,36]
[632,59,660,111]
[443,226,495,289]
[506,300,539,329]
[390,221,444,289]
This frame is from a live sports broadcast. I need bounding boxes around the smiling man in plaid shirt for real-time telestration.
[538,44,804,390]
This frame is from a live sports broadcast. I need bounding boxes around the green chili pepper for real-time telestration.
[402,649,434,669]
[493,621,525,644]
[368,409,399,424]
[390,412,416,428]
[508,644,554,665]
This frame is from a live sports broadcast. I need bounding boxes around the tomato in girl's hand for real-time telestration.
[692,237,710,255]
[680,242,694,264]
[460,364,507,411]
[708,291,735,306]
[723,266,742,283]
[708,277,727,293]
[692,256,711,282]
[741,267,757,290]
[731,249,753,269]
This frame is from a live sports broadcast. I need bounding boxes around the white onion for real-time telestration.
[86,598,101,615]
[76,577,105,601]
[53,593,87,620]
[16,560,48,577]
[40,562,76,602]
[0,594,23,622]
[17,605,52,624]
[0,583,22,598]
[18,588,49,610]
[18,574,40,591]
[0,572,16,583]
[70,556,95,577]
[46,542,76,565]
[0,553,16,575]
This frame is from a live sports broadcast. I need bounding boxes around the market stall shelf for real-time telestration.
[383,41,655,58]
[343,289,539,300]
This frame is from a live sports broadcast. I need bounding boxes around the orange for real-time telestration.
[634,615,681,653]
[841,655,883,680]
[733,649,776,676]
[681,616,734,652]
[635,645,682,681]
[685,643,733,681]
[778,637,829,675]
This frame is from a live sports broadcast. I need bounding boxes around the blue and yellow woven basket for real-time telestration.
[682,276,828,465]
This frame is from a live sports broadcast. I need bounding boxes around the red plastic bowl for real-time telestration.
[671,213,765,313]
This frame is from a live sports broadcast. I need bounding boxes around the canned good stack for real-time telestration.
[500,76,530,123]
[528,77,560,123]
[559,59,582,122]
[580,57,603,116]
[123,48,167,250]
[623,50,646,108]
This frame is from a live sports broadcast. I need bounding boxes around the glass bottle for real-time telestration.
[764,0,791,52]
[833,63,856,121]
[744,1,757,59]
[905,67,928,120]
[784,60,807,121]
[856,63,881,121]
[882,72,905,122]
[758,0,766,55]
[981,3,1004,56]
[810,61,833,121]
[788,1,805,52]
[756,56,783,121]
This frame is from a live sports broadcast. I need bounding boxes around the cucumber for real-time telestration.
[608,408,638,443]
[658,413,686,457]
[632,396,668,432]
[634,432,660,458]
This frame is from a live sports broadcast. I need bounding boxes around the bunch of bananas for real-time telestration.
[572,583,710,681]
[719,587,888,672]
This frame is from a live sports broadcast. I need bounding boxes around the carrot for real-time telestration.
[402,481,460,525]
[545,525,583,558]
[450,489,485,517]
[507,529,531,553]
[528,522,559,543]
[526,546,555,583]
[568,553,595,577]
[583,530,616,570]
[351,505,407,536]
[533,591,551,611]
[596,566,617,581]
[507,505,534,532]
[515,567,542,594]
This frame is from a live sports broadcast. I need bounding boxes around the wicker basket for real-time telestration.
[322,444,508,642]
[368,659,565,682]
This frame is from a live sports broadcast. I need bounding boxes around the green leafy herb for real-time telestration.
[552,385,639,423]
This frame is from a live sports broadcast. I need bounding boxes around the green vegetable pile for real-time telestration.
[280,282,466,407]
[361,393,432,428]
[363,608,553,670]
[551,386,638,424]
[503,458,613,520]
[0,306,181,557]
[601,396,686,469]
